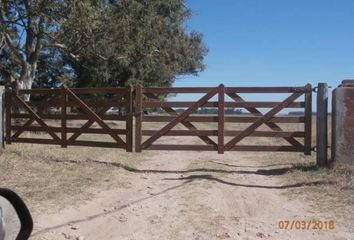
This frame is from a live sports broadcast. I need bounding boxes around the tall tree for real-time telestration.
[68,0,208,88]
[0,1,68,99]
[1,0,207,98]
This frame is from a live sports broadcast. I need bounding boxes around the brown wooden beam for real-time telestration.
[316,83,328,167]
[218,84,225,154]
[141,87,219,149]
[135,85,143,152]
[13,95,61,142]
[65,87,125,146]
[304,84,313,155]
[142,115,305,123]
[143,92,217,147]
[141,130,305,137]
[224,92,304,150]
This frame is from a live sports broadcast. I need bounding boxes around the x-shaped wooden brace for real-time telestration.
[226,93,304,150]
[13,95,61,142]
[144,92,217,147]
[67,92,127,142]
[141,87,219,149]
[11,94,59,139]
[224,91,304,151]
[65,88,126,146]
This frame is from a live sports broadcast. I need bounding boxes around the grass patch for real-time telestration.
[0,138,143,214]
[282,160,354,229]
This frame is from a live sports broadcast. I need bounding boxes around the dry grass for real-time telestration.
[280,155,354,227]
[0,131,144,214]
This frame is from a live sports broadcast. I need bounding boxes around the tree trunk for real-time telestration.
[17,62,36,102]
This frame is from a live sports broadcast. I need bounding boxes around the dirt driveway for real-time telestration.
[27,144,352,240]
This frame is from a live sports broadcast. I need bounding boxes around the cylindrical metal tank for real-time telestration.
[332,80,354,164]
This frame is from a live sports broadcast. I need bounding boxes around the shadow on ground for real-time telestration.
[31,159,333,237]
[51,158,320,176]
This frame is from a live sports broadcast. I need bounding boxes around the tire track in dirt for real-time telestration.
[30,136,352,240]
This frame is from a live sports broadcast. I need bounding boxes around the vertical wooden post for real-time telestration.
[61,89,67,148]
[135,85,142,152]
[126,86,133,152]
[218,84,225,154]
[316,83,328,167]
[304,84,312,155]
[0,86,4,148]
[5,88,12,145]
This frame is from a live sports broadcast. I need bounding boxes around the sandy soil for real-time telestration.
[28,138,352,240]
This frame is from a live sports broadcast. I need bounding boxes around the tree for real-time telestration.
[0,1,82,100]
[1,0,207,99]
[0,1,111,99]
[68,0,208,88]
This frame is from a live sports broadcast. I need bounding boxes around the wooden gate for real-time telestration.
[135,84,313,154]
[5,87,133,151]
[4,84,313,154]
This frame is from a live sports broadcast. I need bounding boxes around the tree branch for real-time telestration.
[41,42,80,59]
[0,5,26,68]
[0,36,5,53]
[3,32,26,68]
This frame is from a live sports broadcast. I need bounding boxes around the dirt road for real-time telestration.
[27,141,352,240]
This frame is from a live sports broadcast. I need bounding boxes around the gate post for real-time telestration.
[218,84,225,154]
[135,85,142,152]
[0,86,4,148]
[316,83,328,167]
[304,84,312,155]
[126,85,133,152]
[4,88,11,145]
[61,89,67,148]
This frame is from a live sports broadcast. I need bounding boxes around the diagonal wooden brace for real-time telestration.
[144,92,217,147]
[65,88,126,146]
[141,86,219,149]
[224,92,303,151]
[68,93,127,142]
[12,94,59,139]
[227,92,304,149]
[13,95,61,142]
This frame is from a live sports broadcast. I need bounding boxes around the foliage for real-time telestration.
[0,0,207,90]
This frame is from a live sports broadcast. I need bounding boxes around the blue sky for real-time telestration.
[172,0,354,107]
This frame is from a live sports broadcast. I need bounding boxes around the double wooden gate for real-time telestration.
[4,84,313,155]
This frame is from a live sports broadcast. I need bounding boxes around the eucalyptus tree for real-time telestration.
[0,1,113,98]
[0,1,70,99]
[70,0,208,88]
[0,0,207,99]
